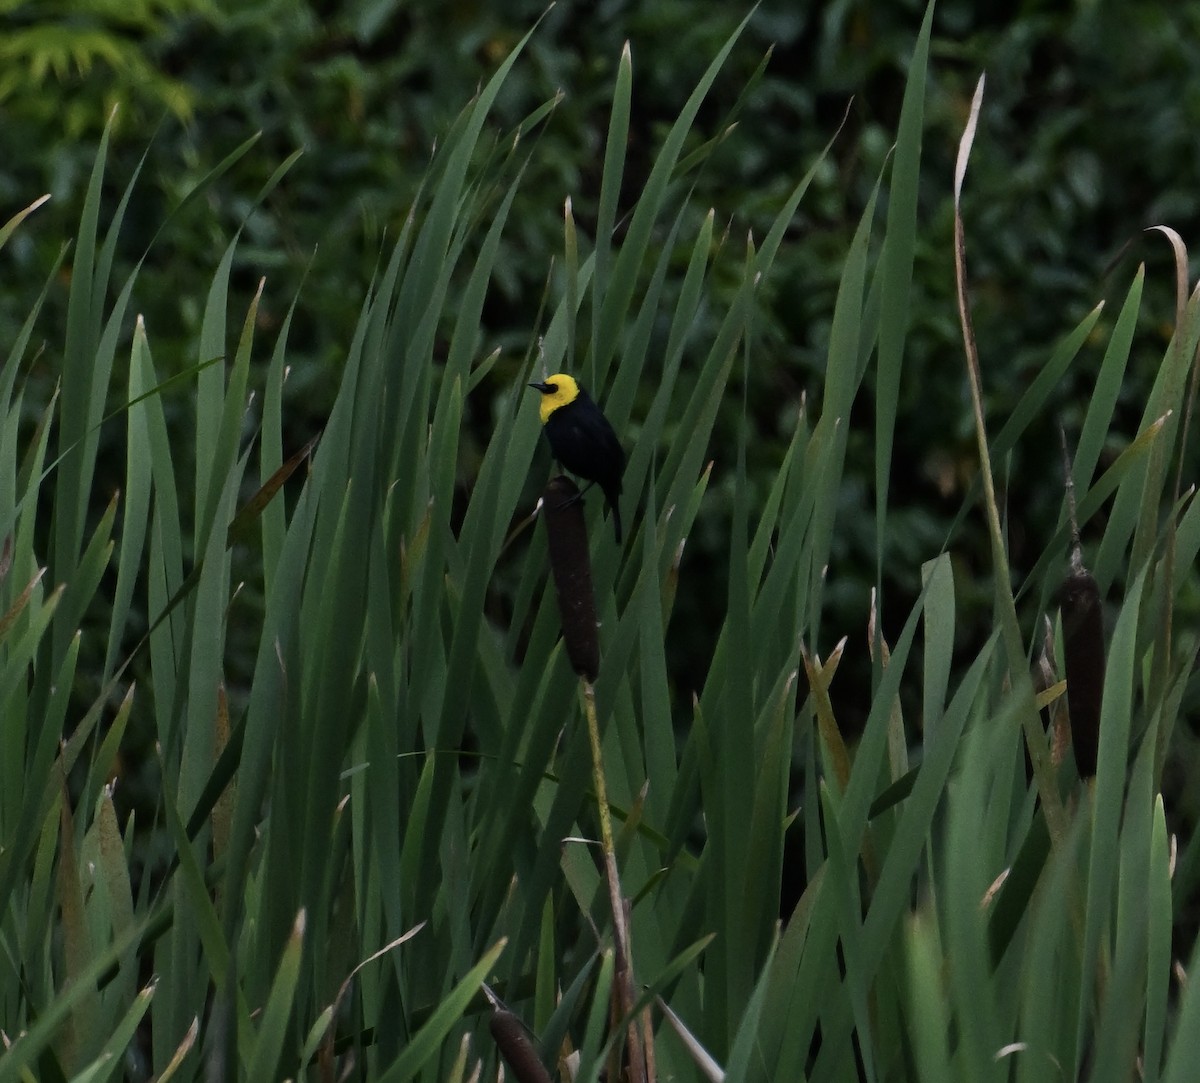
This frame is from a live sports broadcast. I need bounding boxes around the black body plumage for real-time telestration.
[530,376,625,542]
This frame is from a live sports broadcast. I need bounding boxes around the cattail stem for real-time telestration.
[542,473,649,1078]
[583,681,646,1081]
[953,77,1066,842]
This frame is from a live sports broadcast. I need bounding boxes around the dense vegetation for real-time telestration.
[1,1,1199,1080]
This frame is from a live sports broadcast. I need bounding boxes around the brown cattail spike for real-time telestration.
[543,476,600,682]
[1057,427,1105,779]
[489,1009,553,1083]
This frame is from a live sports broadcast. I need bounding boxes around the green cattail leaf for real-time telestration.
[376,939,507,1083]
[245,911,306,1082]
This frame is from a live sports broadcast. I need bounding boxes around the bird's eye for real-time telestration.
[546,383,557,393]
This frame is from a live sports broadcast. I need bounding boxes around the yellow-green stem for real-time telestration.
[582,679,646,1081]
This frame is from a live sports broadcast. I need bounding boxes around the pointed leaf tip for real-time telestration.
[954,73,987,202]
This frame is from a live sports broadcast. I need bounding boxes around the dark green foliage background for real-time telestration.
[6,5,1197,533]
[4,3,1200,1076]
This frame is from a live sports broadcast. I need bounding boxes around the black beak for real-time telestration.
[529,382,553,394]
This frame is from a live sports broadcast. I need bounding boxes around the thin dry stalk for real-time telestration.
[952,73,1066,841]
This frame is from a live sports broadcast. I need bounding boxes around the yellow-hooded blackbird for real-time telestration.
[529,372,625,542]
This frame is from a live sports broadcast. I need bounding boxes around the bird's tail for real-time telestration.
[611,498,623,544]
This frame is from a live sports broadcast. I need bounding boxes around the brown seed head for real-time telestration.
[543,476,600,682]
[1057,426,1105,779]
[489,1009,553,1083]
[1058,566,1104,779]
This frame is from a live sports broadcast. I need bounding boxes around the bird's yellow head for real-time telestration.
[529,372,581,424]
